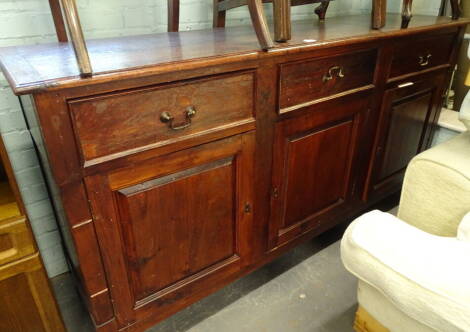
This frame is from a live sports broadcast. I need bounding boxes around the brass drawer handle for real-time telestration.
[323,66,345,82]
[418,54,432,67]
[160,106,197,130]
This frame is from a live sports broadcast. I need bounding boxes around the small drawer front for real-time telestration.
[389,33,456,79]
[69,72,255,163]
[279,49,377,112]
[0,217,35,266]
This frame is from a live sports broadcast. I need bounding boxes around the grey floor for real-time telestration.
[51,222,358,332]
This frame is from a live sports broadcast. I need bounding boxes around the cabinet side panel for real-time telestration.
[20,94,115,325]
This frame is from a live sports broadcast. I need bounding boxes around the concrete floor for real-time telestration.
[51,222,358,332]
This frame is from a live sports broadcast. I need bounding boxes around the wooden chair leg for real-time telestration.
[167,0,180,32]
[273,0,291,42]
[439,0,447,16]
[59,0,92,77]
[314,1,330,20]
[449,0,462,19]
[48,0,68,42]
[371,0,386,29]
[247,0,274,50]
[213,0,226,27]
[401,0,413,28]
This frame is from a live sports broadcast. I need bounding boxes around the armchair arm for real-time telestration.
[341,210,470,332]
[398,131,470,237]
[458,212,470,242]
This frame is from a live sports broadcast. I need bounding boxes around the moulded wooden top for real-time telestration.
[0,14,468,95]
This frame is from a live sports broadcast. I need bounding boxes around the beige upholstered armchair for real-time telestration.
[341,130,470,332]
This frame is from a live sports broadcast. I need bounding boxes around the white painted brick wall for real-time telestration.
[0,0,441,277]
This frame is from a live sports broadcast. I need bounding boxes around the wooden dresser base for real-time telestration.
[0,14,467,332]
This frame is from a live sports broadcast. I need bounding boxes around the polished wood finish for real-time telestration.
[449,0,462,20]
[278,48,376,112]
[0,131,65,332]
[439,0,462,20]
[214,0,333,42]
[404,0,461,29]
[0,254,64,332]
[247,0,275,49]
[372,0,387,29]
[0,15,468,95]
[0,182,20,220]
[59,0,92,77]
[366,71,447,200]
[269,92,372,248]
[0,16,467,332]
[167,0,180,32]
[85,133,254,326]
[68,72,254,163]
[274,0,291,42]
[48,0,68,42]
[314,1,331,20]
[0,217,35,266]
[401,0,413,28]
[389,30,457,79]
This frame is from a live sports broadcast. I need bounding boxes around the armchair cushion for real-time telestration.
[341,210,470,332]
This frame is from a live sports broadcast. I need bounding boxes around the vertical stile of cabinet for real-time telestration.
[0,135,65,332]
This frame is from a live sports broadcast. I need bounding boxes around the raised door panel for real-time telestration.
[282,121,353,229]
[367,73,446,199]
[116,157,237,303]
[85,133,254,327]
[269,93,371,249]
[377,92,432,182]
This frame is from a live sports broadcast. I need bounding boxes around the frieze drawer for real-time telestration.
[278,49,377,113]
[69,72,255,164]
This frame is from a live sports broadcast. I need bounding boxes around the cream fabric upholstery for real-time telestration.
[460,92,470,131]
[458,212,470,242]
[342,131,470,332]
[357,281,435,332]
[341,210,470,332]
[398,131,470,237]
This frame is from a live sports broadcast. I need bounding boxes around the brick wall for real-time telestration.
[0,0,441,278]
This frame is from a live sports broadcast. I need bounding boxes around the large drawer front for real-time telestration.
[389,32,456,79]
[69,72,255,163]
[279,49,377,112]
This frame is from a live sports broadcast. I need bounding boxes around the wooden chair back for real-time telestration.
[44,0,463,76]
[219,0,333,41]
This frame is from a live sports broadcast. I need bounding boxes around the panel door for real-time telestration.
[367,73,446,199]
[269,93,372,249]
[85,132,254,327]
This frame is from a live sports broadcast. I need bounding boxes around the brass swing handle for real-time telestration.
[418,54,432,67]
[323,66,345,83]
[160,106,197,130]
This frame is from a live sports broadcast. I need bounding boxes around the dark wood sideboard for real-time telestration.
[0,14,467,332]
